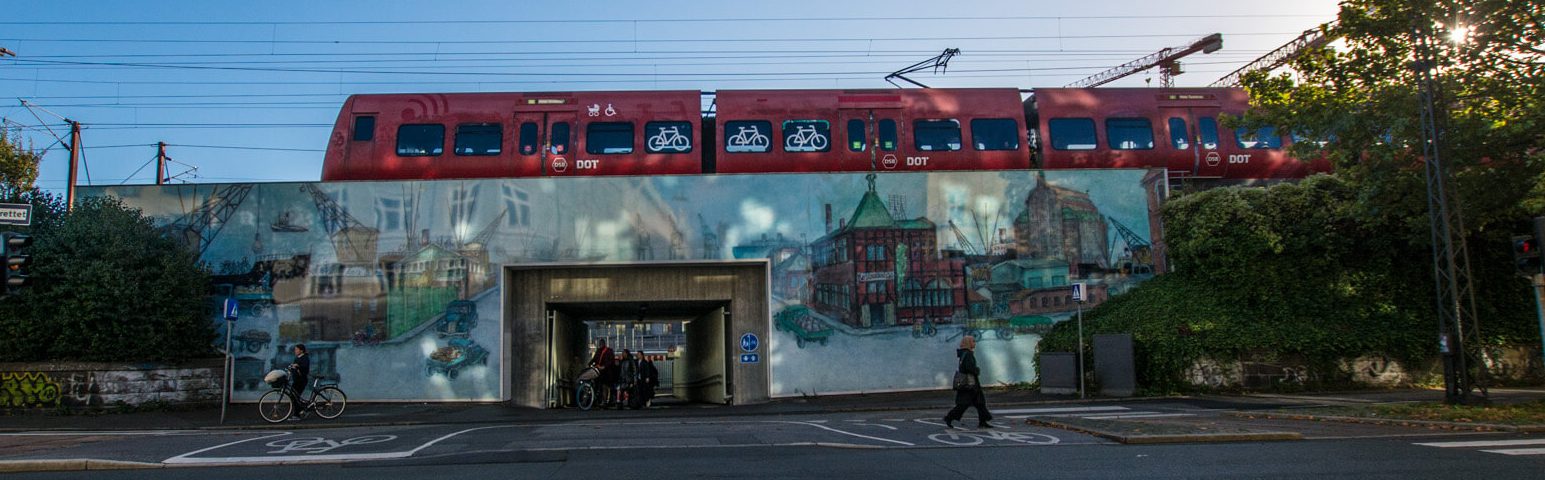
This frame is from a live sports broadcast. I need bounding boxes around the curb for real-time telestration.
[0,459,163,473]
[1023,418,1302,444]
[1233,412,1545,433]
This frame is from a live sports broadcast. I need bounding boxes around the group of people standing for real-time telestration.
[586,338,659,409]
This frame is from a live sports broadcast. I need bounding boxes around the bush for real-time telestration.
[0,194,215,362]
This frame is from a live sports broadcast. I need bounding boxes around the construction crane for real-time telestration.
[947,219,981,255]
[1106,215,1152,267]
[885,48,962,88]
[462,207,507,249]
[1211,23,1336,87]
[300,184,379,264]
[1066,33,1223,88]
[164,184,253,257]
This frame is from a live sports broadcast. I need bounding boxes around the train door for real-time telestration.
[840,108,902,172]
[1164,108,1224,177]
[347,113,378,168]
[513,112,577,177]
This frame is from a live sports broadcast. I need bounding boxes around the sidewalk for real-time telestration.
[4,386,1541,433]
[0,387,1071,431]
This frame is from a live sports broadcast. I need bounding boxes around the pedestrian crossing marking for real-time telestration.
[1414,439,1545,448]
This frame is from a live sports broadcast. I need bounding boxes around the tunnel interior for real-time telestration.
[546,300,734,407]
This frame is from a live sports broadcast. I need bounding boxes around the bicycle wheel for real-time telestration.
[576,382,596,410]
[312,386,348,419]
[257,389,293,424]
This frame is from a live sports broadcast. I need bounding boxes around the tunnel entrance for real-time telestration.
[504,261,770,408]
[546,300,734,407]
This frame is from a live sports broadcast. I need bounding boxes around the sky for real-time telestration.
[2,0,1342,193]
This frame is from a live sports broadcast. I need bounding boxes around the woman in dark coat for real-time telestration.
[944,335,993,428]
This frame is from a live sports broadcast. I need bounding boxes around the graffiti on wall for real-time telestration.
[88,168,1163,400]
[1,372,62,408]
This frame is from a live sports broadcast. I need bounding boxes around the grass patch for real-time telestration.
[1301,400,1545,426]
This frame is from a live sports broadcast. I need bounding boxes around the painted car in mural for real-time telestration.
[86,168,1163,400]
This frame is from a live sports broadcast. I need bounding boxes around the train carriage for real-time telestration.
[321,87,1327,182]
[323,91,703,181]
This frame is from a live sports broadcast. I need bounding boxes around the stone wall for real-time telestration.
[1183,347,1545,390]
[0,359,223,410]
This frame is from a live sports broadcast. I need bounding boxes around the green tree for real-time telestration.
[0,128,42,199]
[0,196,215,362]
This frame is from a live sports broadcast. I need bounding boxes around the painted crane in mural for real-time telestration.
[164,184,254,257]
[947,219,981,256]
[300,184,379,264]
[1105,215,1153,272]
[462,207,506,250]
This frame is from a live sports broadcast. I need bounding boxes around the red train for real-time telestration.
[321,87,1329,182]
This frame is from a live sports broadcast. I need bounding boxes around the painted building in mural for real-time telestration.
[86,168,1162,401]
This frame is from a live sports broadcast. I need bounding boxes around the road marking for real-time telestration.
[1415,439,1545,448]
[1080,413,1196,420]
[164,426,513,465]
[770,421,914,447]
[994,406,1130,415]
[0,431,219,436]
[1481,448,1545,456]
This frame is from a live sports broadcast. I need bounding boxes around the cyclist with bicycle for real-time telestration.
[588,339,617,408]
[286,344,310,420]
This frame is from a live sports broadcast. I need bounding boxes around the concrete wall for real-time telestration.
[506,261,769,408]
[683,308,728,403]
[0,359,223,409]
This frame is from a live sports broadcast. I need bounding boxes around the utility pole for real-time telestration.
[66,121,81,211]
[156,142,169,185]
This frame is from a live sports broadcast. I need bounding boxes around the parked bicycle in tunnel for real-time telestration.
[576,366,600,410]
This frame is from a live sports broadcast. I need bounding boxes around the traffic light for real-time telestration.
[1513,234,1542,276]
[2,232,31,295]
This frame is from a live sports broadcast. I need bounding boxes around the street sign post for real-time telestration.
[221,298,237,424]
[1073,282,1086,399]
[0,203,32,226]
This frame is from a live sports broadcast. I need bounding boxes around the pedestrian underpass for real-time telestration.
[504,261,772,409]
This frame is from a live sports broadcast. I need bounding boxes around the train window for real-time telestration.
[644,121,693,154]
[1168,118,1190,150]
[352,116,375,142]
[1106,118,1155,150]
[1235,126,1283,149]
[518,122,539,155]
[914,119,962,151]
[396,124,444,156]
[878,119,897,151]
[1198,117,1220,150]
[782,120,831,153]
[724,120,773,153]
[848,119,866,152]
[586,122,634,154]
[454,123,502,156]
[550,122,571,154]
[970,118,1019,151]
[1048,118,1097,150]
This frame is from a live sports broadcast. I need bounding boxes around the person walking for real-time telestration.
[944,335,993,428]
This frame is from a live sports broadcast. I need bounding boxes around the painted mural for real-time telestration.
[85,168,1164,401]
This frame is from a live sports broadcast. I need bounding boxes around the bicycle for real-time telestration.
[575,366,600,411]
[258,373,348,423]
[784,125,828,151]
[647,126,691,152]
[727,126,770,151]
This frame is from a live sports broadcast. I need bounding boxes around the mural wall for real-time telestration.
[86,168,1163,401]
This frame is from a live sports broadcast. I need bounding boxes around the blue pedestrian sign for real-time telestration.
[1071,282,1086,303]
[740,353,760,363]
[222,298,239,321]
[739,332,759,352]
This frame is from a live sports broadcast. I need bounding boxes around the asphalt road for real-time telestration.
[3,403,1543,478]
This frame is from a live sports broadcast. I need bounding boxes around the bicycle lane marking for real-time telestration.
[766,421,915,447]
[163,426,514,465]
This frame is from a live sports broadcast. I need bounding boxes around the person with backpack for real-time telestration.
[943,335,993,428]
